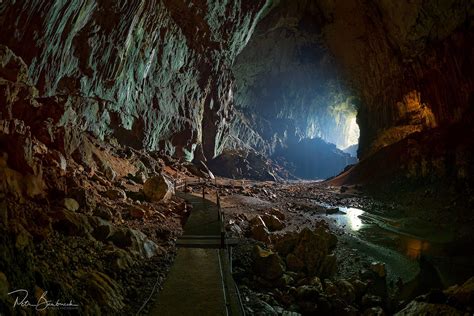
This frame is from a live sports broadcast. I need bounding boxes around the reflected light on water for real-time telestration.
[340,207,364,231]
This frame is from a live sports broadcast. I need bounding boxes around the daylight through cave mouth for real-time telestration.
[229,1,360,180]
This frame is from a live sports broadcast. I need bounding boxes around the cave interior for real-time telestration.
[0,0,473,315]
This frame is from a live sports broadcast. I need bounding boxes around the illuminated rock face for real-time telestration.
[317,0,474,158]
[1,0,472,182]
[231,0,473,163]
[0,0,270,160]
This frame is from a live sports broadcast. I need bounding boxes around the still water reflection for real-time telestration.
[337,207,364,231]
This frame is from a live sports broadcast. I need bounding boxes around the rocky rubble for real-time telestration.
[224,180,474,315]
[233,237,392,315]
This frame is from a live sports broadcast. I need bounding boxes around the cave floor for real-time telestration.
[186,178,474,293]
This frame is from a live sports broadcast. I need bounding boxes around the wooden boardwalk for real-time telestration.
[149,192,243,316]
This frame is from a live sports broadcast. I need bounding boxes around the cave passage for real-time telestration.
[0,0,473,315]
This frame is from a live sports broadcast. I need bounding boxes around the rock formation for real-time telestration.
[0,0,473,314]
[0,0,271,160]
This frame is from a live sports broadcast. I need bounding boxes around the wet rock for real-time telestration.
[297,299,318,314]
[253,245,285,281]
[63,198,80,212]
[105,189,127,201]
[143,175,173,202]
[262,214,285,231]
[208,150,279,181]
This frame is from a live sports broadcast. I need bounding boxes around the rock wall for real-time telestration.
[231,0,473,162]
[318,0,474,158]
[0,0,270,160]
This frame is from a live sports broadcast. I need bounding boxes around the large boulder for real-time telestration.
[249,215,271,243]
[143,174,173,202]
[275,227,337,277]
[253,245,285,281]
[261,214,285,231]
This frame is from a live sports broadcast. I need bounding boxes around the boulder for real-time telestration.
[109,227,158,258]
[275,227,337,277]
[253,245,285,281]
[143,175,173,202]
[262,214,285,231]
[274,234,299,256]
[63,198,80,212]
[249,215,271,243]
